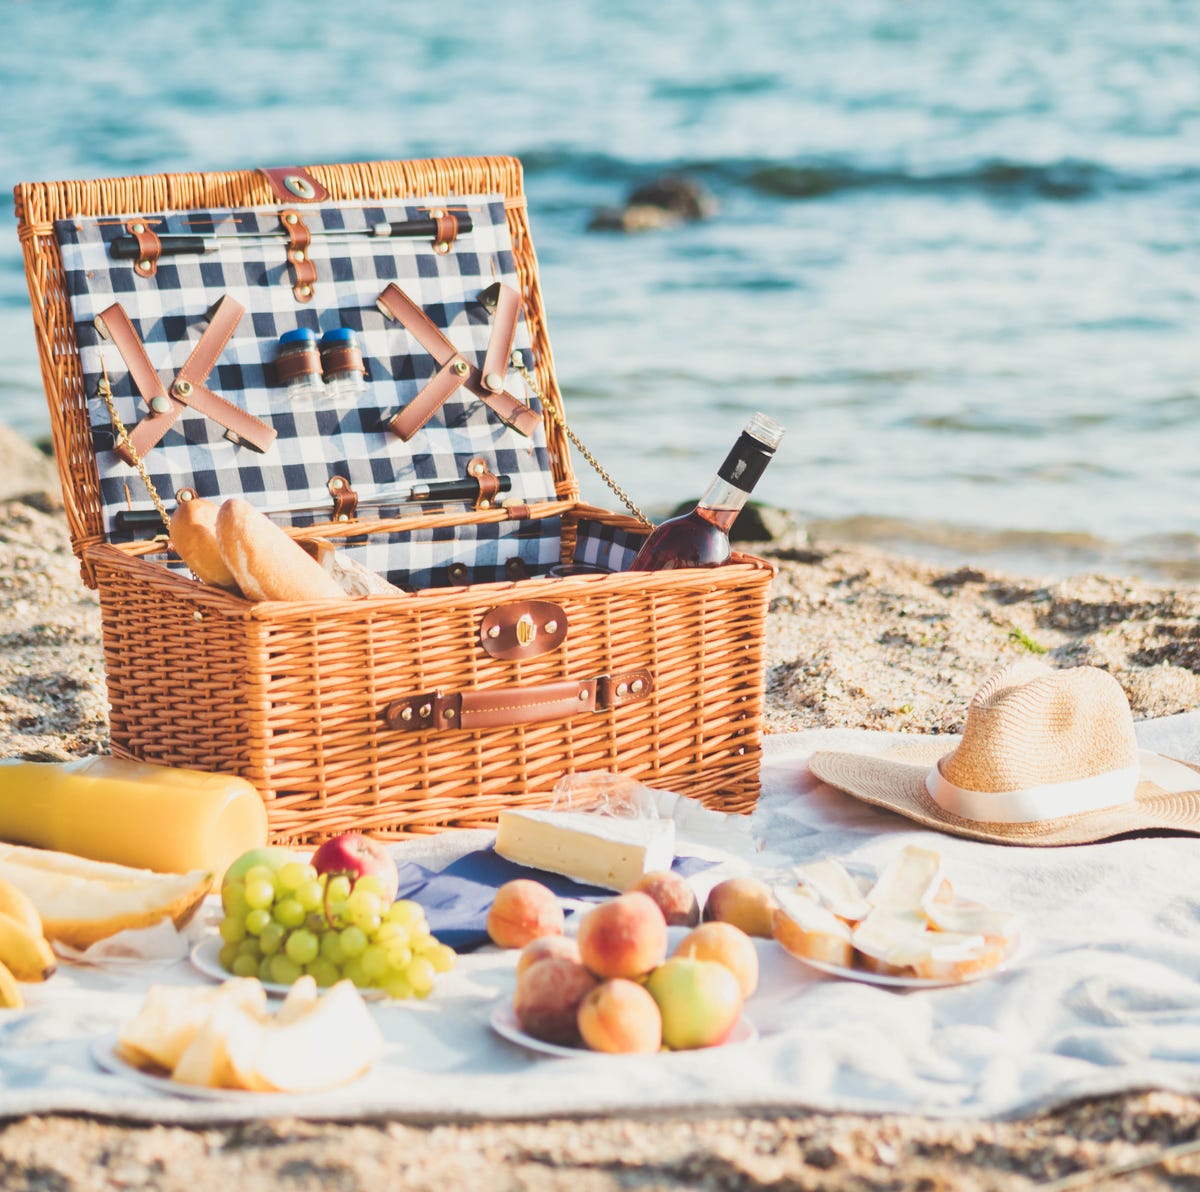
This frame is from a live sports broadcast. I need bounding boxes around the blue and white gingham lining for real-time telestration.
[572,518,645,571]
[53,197,559,582]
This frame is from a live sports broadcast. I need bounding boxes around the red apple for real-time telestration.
[310,833,399,901]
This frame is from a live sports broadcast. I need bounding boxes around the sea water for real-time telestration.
[1,0,1197,578]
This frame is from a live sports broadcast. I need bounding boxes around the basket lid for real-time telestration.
[14,157,576,577]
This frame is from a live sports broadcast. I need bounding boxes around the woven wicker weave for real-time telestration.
[15,157,772,841]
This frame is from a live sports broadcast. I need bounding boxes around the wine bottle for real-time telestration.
[628,413,785,571]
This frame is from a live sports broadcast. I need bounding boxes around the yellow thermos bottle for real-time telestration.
[0,755,269,880]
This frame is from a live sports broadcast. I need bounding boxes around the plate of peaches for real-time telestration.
[491,884,762,1057]
[771,846,1021,989]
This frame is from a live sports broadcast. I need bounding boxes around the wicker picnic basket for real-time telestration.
[14,156,774,842]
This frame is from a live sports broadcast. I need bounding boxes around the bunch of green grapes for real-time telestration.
[217,860,455,999]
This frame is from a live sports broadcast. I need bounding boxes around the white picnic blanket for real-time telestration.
[3,712,1200,1124]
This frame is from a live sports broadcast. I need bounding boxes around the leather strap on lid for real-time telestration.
[429,207,459,254]
[467,457,501,510]
[124,219,162,278]
[279,209,318,302]
[479,283,521,396]
[375,282,540,440]
[257,166,329,203]
[95,297,277,463]
[327,475,358,521]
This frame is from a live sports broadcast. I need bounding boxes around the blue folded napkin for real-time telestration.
[394,847,714,952]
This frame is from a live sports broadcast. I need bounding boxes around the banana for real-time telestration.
[0,875,44,937]
[0,911,56,982]
[0,959,23,1010]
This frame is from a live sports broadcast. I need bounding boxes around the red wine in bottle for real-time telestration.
[628,413,785,571]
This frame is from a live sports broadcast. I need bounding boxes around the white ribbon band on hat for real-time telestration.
[925,760,1141,824]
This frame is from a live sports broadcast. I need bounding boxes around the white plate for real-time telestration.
[787,950,1014,989]
[189,935,385,1001]
[90,1034,322,1101]
[489,1002,758,1058]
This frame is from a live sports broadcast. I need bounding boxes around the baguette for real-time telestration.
[170,494,240,592]
[215,498,347,602]
[771,888,855,968]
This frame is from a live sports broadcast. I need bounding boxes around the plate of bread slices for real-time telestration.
[771,845,1020,988]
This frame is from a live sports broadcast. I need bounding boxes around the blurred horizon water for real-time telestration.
[2,0,1198,579]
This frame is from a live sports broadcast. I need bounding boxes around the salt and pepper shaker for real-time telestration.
[274,329,323,403]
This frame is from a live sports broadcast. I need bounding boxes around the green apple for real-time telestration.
[644,957,743,1050]
[222,846,297,888]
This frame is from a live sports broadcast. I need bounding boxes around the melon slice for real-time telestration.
[225,979,384,1093]
[0,847,212,949]
[117,979,266,1072]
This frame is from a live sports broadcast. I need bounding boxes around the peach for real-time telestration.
[515,935,581,980]
[702,877,775,938]
[645,957,743,1051]
[576,892,668,980]
[673,921,759,998]
[512,956,598,1045]
[629,870,700,927]
[577,979,662,1054]
[486,879,564,949]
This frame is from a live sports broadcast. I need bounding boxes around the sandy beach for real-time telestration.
[3,435,1200,1189]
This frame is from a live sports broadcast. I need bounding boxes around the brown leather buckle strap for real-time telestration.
[429,207,459,254]
[375,282,540,441]
[124,219,162,278]
[384,669,653,732]
[279,209,318,302]
[94,297,277,463]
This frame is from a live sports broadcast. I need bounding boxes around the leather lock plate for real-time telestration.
[479,600,567,660]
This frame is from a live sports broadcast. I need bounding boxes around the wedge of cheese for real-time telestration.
[494,809,675,892]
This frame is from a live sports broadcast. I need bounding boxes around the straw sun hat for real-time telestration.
[807,661,1200,846]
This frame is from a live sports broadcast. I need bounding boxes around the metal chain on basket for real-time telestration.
[512,351,652,527]
[95,357,173,538]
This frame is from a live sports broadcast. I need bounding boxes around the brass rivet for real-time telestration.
[285,212,299,225]
[452,360,469,377]
[510,351,524,368]
[445,709,456,719]
[337,514,349,522]
[330,477,345,490]
[435,242,450,254]
[293,249,306,262]
[131,222,146,234]
[578,690,588,701]
[419,703,432,718]
[401,707,413,722]
[631,679,645,694]
[193,610,204,621]
[616,682,629,697]
[478,500,490,510]
[137,259,153,273]
[545,620,558,634]
[174,380,192,397]
[150,395,171,414]
[471,460,486,475]
[429,208,445,219]
[297,284,312,297]
[487,625,501,638]
[484,371,504,392]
